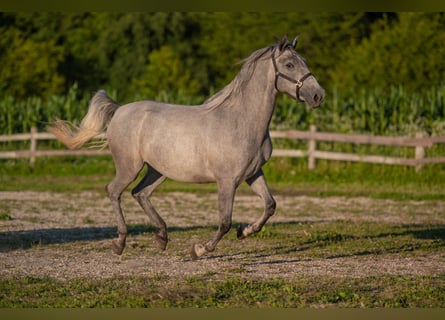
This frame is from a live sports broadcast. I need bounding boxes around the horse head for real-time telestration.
[273,35,325,108]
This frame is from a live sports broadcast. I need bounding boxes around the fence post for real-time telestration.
[415,132,425,172]
[30,126,37,169]
[308,125,317,170]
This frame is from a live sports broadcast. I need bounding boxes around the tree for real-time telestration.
[131,45,201,99]
[330,13,445,93]
[0,12,412,100]
[0,28,65,98]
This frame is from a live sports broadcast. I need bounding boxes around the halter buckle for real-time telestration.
[296,79,303,88]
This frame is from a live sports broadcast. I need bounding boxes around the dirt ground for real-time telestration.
[1,191,444,281]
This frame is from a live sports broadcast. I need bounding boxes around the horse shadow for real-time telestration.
[237,221,445,266]
[2,220,444,259]
[0,224,208,253]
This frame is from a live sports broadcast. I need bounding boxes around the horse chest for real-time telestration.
[237,135,272,178]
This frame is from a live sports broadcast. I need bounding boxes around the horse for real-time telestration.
[47,35,324,259]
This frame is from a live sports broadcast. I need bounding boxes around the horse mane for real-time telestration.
[203,44,277,109]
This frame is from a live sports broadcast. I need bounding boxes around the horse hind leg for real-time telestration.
[237,170,276,239]
[132,167,168,250]
[106,160,144,255]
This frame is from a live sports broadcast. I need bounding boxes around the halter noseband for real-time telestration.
[272,49,313,102]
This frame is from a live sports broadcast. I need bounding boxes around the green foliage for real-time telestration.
[275,84,445,137]
[0,12,203,100]
[270,85,445,137]
[1,12,444,132]
[131,45,201,99]
[0,84,91,134]
[0,29,65,97]
[335,85,445,135]
[331,13,445,94]
[0,12,415,101]
[1,83,444,136]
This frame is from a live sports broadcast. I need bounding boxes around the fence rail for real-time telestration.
[1,126,445,170]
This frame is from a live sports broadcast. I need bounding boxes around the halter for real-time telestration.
[271,49,313,102]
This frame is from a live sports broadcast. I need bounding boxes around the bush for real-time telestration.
[330,13,445,94]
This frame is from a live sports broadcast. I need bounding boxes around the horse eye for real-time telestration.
[286,63,294,69]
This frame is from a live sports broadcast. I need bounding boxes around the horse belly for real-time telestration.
[142,136,215,183]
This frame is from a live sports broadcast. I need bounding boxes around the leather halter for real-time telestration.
[272,49,313,102]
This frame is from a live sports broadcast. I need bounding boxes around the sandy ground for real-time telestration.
[1,191,444,281]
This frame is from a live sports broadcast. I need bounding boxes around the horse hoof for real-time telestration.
[237,224,249,239]
[112,239,125,255]
[154,234,168,251]
[190,243,206,260]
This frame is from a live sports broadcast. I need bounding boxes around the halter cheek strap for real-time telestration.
[272,51,313,102]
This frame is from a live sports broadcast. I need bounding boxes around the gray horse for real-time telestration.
[48,36,324,259]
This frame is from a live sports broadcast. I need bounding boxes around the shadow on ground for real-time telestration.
[0,224,208,252]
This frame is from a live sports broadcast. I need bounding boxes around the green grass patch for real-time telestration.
[0,210,12,221]
[236,221,445,260]
[262,157,445,200]
[2,156,445,200]
[1,274,443,307]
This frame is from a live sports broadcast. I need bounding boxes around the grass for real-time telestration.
[0,213,12,221]
[1,274,443,307]
[2,155,445,200]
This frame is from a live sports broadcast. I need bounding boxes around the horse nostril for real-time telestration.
[314,93,324,103]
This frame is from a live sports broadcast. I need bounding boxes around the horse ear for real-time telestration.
[291,35,300,49]
[278,35,289,51]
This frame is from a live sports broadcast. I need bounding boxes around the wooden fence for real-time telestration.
[0,127,109,169]
[1,126,445,171]
[271,125,445,171]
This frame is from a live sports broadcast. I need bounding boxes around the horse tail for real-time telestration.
[47,90,120,150]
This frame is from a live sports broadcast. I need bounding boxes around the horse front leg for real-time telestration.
[190,180,237,260]
[237,170,276,239]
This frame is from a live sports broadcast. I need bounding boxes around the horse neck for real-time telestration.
[232,61,277,134]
